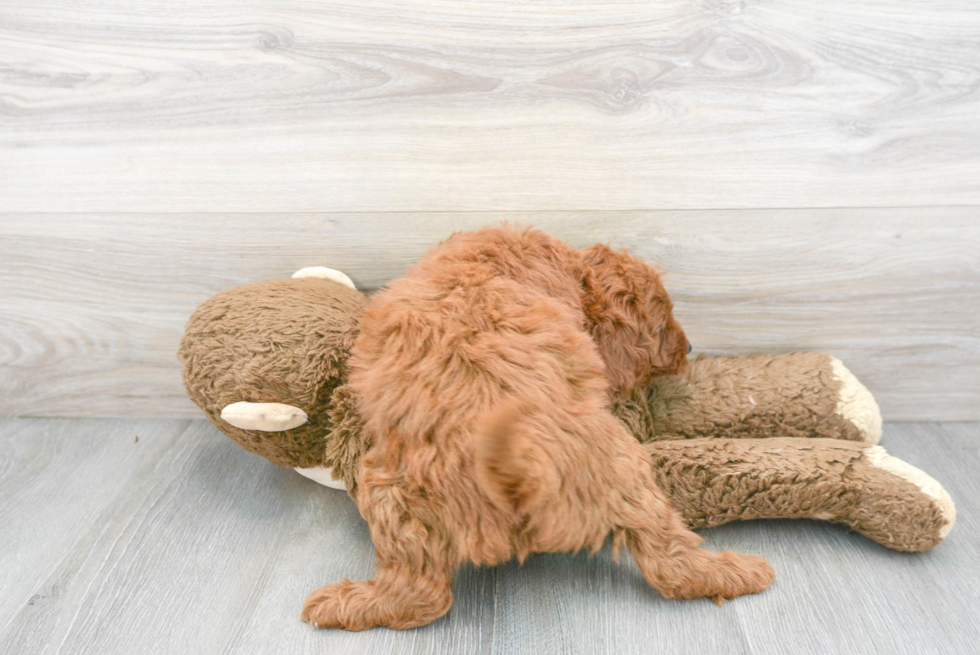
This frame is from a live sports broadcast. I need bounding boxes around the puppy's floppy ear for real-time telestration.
[579,244,645,393]
[579,244,689,393]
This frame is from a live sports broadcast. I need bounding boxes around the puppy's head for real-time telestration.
[580,244,690,394]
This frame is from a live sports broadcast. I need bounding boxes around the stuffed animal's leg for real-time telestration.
[627,352,881,444]
[645,438,955,552]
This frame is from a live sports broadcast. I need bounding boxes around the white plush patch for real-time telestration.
[830,357,883,444]
[291,266,356,289]
[220,401,309,432]
[295,466,348,491]
[866,446,956,539]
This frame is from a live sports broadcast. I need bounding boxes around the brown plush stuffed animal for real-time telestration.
[178,239,955,629]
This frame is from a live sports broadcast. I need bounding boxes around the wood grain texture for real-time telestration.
[1,1,979,212]
[1,418,977,654]
[1,210,977,420]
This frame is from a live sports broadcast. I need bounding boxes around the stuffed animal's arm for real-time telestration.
[646,438,954,552]
[634,352,882,444]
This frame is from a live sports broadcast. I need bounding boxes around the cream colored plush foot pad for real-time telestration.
[865,446,956,540]
[830,357,883,444]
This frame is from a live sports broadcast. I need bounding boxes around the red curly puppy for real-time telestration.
[301,226,774,630]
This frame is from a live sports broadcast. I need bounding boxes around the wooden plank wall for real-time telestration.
[1,1,978,420]
[2,212,977,420]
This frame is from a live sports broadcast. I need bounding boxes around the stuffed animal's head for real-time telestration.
[178,268,366,488]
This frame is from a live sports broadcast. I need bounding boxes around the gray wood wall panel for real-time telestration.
[1,418,977,654]
[1,211,977,420]
[1,1,979,212]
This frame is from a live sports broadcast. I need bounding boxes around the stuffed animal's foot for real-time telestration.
[846,446,956,551]
[301,571,453,631]
[646,437,956,552]
[828,357,882,444]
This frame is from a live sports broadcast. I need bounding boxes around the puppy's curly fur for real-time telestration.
[301,226,774,630]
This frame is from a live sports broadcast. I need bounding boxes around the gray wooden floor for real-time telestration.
[1,419,977,654]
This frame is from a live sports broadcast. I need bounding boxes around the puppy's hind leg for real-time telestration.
[604,420,774,602]
[624,510,774,603]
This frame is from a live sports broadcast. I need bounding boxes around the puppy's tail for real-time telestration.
[474,402,555,514]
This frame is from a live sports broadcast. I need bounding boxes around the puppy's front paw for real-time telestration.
[301,579,375,631]
[301,576,453,631]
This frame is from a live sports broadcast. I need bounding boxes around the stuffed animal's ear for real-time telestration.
[220,401,309,431]
[291,266,356,289]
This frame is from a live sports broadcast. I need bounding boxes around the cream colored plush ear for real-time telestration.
[220,402,309,431]
[291,266,356,289]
